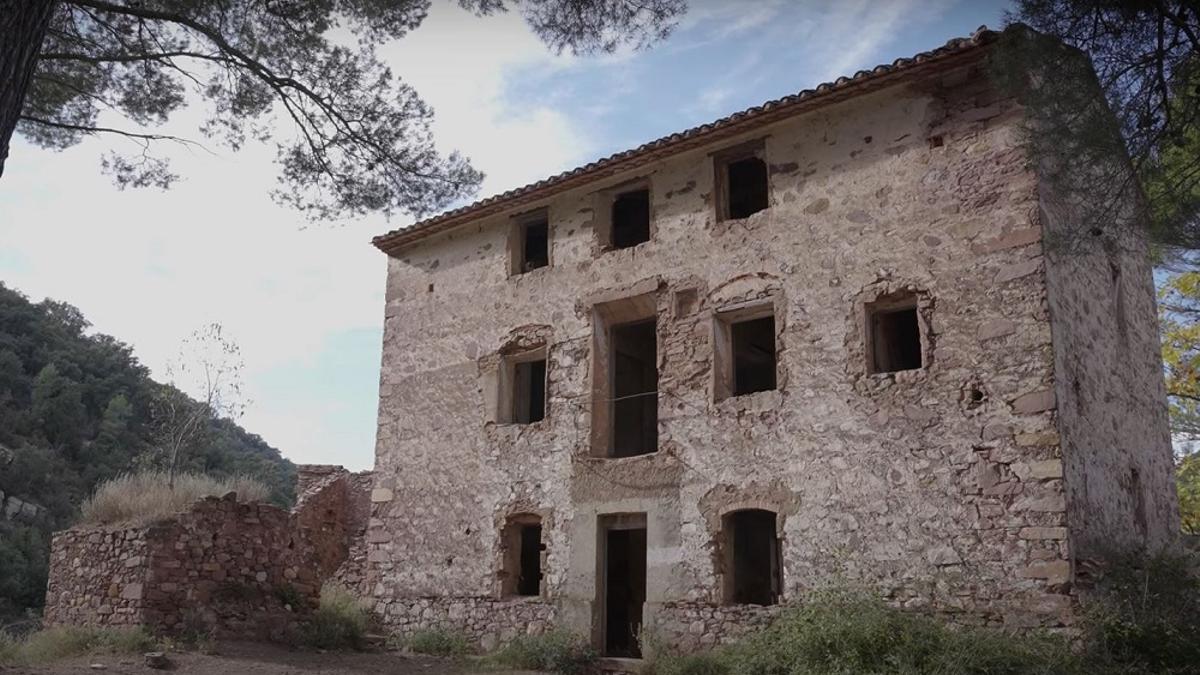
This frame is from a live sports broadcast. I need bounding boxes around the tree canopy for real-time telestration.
[0,281,295,625]
[0,0,685,221]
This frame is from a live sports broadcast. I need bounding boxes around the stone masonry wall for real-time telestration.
[45,466,369,638]
[368,48,1175,653]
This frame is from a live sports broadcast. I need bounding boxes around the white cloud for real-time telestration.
[0,1,592,470]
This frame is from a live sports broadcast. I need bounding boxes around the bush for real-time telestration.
[302,583,370,650]
[489,629,596,674]
[0,626,156,665]
[407,627,472,656]
[1081,552,1200,674]
[80,470,269,525]
[647,591,1079,675]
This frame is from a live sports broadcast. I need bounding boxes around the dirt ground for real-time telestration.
[0,641,542,675]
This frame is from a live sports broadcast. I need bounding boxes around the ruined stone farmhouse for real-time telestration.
[363,26,1182,658]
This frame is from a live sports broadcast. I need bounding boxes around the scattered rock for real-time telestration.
[144,651,171,669]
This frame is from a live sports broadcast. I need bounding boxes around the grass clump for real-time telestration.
[487,630,596,674]
[302,583,371,650]
[648,591,1078,675]
[80,470,269,526]
[0,626,156,665]
[407,627,472,656]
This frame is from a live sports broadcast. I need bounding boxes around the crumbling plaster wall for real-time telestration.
[368,60,1164,649]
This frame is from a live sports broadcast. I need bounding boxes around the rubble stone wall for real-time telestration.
[45,466,371,638]
[367,47,1175,654]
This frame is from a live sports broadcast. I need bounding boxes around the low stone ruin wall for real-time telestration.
[44,464,373,639]
[374,596,557,651]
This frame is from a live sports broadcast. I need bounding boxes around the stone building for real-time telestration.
[365,27,1180,659]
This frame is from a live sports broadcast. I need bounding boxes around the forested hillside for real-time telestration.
[0,283,295,625]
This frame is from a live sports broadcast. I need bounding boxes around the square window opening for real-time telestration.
[732,315,776,396]
[868,299,922,374]
[511,215,549,275]
[610,188,650,249]
[725,156,769,220]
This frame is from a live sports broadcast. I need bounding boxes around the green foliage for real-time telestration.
[407,627,472,656]
[487,630,596,674]
[647,591,1077,675]
[1179,449,1200,535]
[0,626,156,665]
[1080,552,1200,674]
[0,282,295,622]
[301,584,371,651]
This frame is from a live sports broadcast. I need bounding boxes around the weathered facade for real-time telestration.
[365,28,1180,658]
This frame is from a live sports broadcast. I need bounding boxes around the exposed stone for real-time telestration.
[1011,390,1056,414]
[1019,527,1067,540]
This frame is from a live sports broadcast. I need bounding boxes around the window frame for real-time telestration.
[594,178,653,252]
[864,294,923,375]
[509,209,551,277]
[498,347,549,425]
[713,300,778,402]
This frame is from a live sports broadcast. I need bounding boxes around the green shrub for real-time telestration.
[302,583,371,650]
[80,470,270,526]
[489,629,596,674]
[648,591,1079,675]
[1081,552,1200,674]
[0,626,156,665]
[407,627,472,656]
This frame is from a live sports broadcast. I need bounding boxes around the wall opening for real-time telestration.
[501,514,543,597]
[715,304,777,400]
[721,509,780,606]
[499,348,548,424]
[716,140,769,221]
[511,212,549,275]
[610,320,658,457]
[611,188,651,249]
[592,294,658,457]
[598,514,647,658]
[866,295,922,374]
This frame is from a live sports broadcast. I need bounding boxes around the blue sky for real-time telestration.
[0,0,1011,471]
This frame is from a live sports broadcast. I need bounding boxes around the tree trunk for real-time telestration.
[0,0,55,178]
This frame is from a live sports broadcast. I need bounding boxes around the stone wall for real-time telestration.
[363,43,1153,656]
[45,465,371,638]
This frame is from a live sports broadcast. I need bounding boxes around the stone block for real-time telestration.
[1011,389,1056,414]
[1019,560,1070,584]
[371,488,394,503]
[1019,527,1067,540]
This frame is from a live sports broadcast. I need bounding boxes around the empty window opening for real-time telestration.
[599,515,647,658]
[501,515,543,597]
[499,350,547,424]
[513,216,549,274]
[512,359,547,424]
[722,509,780,606]
[732,315,776,396]
[725,156,769,220]
[611,188,650,249]
[867,297,922,374]
[610,319,657,457]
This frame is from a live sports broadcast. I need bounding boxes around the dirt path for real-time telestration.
[0,641,541,675]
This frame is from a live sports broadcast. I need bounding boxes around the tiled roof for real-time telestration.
[373,26,1000,255]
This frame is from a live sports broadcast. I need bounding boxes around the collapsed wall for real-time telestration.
[44,465,372,638]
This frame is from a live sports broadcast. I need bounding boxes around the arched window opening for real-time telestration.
[501,514,543,597]
[721,509,781,606]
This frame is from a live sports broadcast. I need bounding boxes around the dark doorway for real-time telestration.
[603,523,647,657]
[723,509,780,606]
[731,315,776,395]
[611,188,651,249]
[517,523,543,596]
[610,319,657,457]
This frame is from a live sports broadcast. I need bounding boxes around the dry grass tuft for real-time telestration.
[80,470,269,526]
[0,626,156,665]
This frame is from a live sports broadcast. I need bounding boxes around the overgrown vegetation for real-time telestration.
[79,470,269,526]
[0,282,295,623]
[407,627,472,656]
[646,563,1200,675]
[0,626,156,666]
[486,630,596,674]
[301,583,371,651]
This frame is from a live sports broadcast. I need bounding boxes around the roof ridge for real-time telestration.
[374,25,1000,254]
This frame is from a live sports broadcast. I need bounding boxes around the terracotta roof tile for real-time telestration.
[373,26,999,254]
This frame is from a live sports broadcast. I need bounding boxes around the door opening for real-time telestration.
[600,516,647,658]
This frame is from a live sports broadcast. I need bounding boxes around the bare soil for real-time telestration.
[0,641,541,675]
